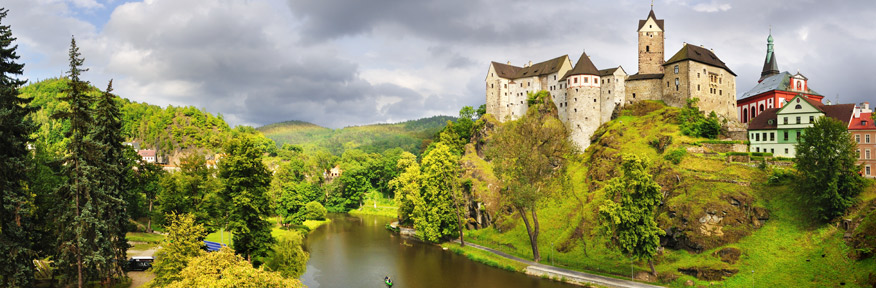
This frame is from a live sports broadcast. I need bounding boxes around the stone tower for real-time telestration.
[637,9,664,74]
[561,51,602,149]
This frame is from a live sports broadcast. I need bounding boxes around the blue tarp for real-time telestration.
[203,240,227,252]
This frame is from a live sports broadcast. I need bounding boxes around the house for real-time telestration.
[137,149,157,163]
[323,165,342,181]
[849,103,876,177]
[748,95,854,157]
[736,33,824,124]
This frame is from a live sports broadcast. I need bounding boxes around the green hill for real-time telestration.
[258,116,455,156]
[461,101,876,287]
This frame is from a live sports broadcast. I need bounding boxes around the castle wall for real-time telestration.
[600,70,626,122]
[566,85,602,149]
[625,78,662,105]
[662,61,738,120]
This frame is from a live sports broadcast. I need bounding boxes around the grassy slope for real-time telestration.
[257,116,455,155]
[465,101,876,287]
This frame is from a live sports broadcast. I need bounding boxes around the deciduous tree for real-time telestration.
[219,136,275,262]
[412,143,461,243]
[151,213,207,286]
[487,91,574,262]
[795,116,865,221]
[599,154,664,275]
[389,152,420,225]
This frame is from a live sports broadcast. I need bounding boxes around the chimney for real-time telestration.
[865,102,870,110]
[528,60,533,67]
[507,61,511,65]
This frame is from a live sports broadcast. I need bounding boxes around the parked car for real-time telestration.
[125,256,154,271]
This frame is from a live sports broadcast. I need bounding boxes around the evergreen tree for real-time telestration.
[52,36,101,287]
[0,7,36,287]
[599,154,664,275]
[219,136,275,262]
[91,80,129,283]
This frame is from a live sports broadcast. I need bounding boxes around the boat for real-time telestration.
[384,277,393,287]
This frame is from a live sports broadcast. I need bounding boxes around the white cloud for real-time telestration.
[693,2,731,13]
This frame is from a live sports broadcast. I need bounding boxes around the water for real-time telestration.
[300,213,578,288]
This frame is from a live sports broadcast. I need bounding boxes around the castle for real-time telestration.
[485,8,739,149]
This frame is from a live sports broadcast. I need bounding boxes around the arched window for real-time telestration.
[795,104,802,109]
[759,104,765,112]
[751,108,756,119]
[743,108,749,123]
[796,82,802,90]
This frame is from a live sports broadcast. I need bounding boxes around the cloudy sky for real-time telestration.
[5,0,875,128]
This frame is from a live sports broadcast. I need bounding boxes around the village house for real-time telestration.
[849,103,876,177]
[747,95,854,157]
[137,149,156,163]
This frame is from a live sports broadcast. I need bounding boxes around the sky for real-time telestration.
[5,0,875,128]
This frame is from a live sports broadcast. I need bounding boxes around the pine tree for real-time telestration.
[91,80,129,283]
[53,36,101,287]
[0,7,37,287]
[219,136,275,262]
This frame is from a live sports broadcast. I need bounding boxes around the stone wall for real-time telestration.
[660,60,737,121]
[600,69,626,122]
[566,86,601,149]
[625,78,662,105]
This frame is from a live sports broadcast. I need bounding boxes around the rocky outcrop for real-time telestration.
[677,267,738,281]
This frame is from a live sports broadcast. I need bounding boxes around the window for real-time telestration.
[857,134,861,143]
[785,148,789,154]
[697,84,700,91]
[633,93,636,99]
[675,78,679,86]
[490,84,494,88]
[796,116,801,124]
[868,134,872,143]
[783,117,788,124]
[867,149,871,160]
[698,73,700,78]
[771,149,774,154]
[755,133,760,141]
[674,65,679,74]
[593,99,597,103]
[574,78,578,83]
[554,75,557,80]
[756,147,761,152]
[770,132,775,141]
[527,82,530,87]
[809,116,814,123]
[584,77,588,83]
[796,131,801,139]
[867,166,872,176]
[504,84,507,88]
[762,132,767,141]
[784,131,789,141]
[646,45,650,52]
[796,82,802,90]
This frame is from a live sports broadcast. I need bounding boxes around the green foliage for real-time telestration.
[263,232,309,279]
[794,116,865,222]
[389,152,421,225]
[0,7,36,287]
[165,246,303,288]
[476,104,487,119]
[219,136,275,261]
[151,213,207,286]
[155,153,224,229]
[487,93,573,262]
[663,148,687,164]
[599,154,664,272]
[302,201,327,221]
[411,143,461,242]
[677,98,721,139]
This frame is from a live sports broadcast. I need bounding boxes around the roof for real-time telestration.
[599,67,620,76]
[491,61,522,79]
[664,44,736,76]
[627,73,664,81]
[822,104,855,126]
[514,55,569,78]
[738,72,822,100]
[637,9,664,31]
[560,51,599,80]
[138,150,156,157]
[748,108,779,130]
[761,50,779,80]
[849,112,876,130]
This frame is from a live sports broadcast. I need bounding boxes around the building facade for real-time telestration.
[849,104,876,177]
[748,95,854,157]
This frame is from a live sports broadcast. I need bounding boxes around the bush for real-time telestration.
[677,99,721,139]
[664,148,687,164]
[302,201,327,221]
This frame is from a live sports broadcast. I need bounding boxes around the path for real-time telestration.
[127,244,159,288]
[454,241,664,288]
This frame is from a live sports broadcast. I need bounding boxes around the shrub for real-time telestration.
[677,99,722,139]
[302,201,327,221]
[664,148,687,164]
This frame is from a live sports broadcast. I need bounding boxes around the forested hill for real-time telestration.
[21,78,248,155]
[257,115,456,156]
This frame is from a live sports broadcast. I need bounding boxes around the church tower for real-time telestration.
[759,32,780,82]
[637,8,664,74]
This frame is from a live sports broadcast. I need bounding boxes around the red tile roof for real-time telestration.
[849,112,875,130]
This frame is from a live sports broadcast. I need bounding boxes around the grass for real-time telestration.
[303,219,331,231]
[441,242,527,272]
[204,217,332,248]
[126,232,165,244]
[350,193,399,218]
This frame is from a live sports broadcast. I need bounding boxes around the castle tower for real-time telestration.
[759,33,780,82]
[637,8,664,74]
[561,51,602,149]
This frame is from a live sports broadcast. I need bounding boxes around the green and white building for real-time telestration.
[748,94,854,157]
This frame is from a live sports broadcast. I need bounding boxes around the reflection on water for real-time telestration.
[300,213,577,288]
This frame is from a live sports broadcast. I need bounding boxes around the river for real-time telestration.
[300,213,579,288]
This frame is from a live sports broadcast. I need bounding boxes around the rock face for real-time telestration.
[713,247,742,264]
[677,267,739,281]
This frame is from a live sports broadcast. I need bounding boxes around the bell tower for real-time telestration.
[637,7,664,74]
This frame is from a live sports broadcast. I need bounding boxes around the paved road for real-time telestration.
[454,241,664,288]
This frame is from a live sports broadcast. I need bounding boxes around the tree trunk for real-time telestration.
[146,199,153,233]
[517,205,540,262]
[649,259,656,276]
[531,208,540,262]
[451,190,465,247]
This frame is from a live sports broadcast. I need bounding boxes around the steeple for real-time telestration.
[760,32,780,81]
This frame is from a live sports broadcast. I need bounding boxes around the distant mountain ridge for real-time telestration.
[257,116,456,156]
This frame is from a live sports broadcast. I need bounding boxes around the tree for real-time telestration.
[219,136,275,262]
[389,152,421,225]
[487,91,574,262]
[598,154,664,276]
[151,213,207,286]
[53,36,103,287]
[91,80,130,283]
[476,104,487,119]
[795,116,865,222]
[0,7,36,287]
[412,143,461,243]
[263,233,309,279]
[166,246,303,288]
[302,201,327,220]
[677,98,721,139]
